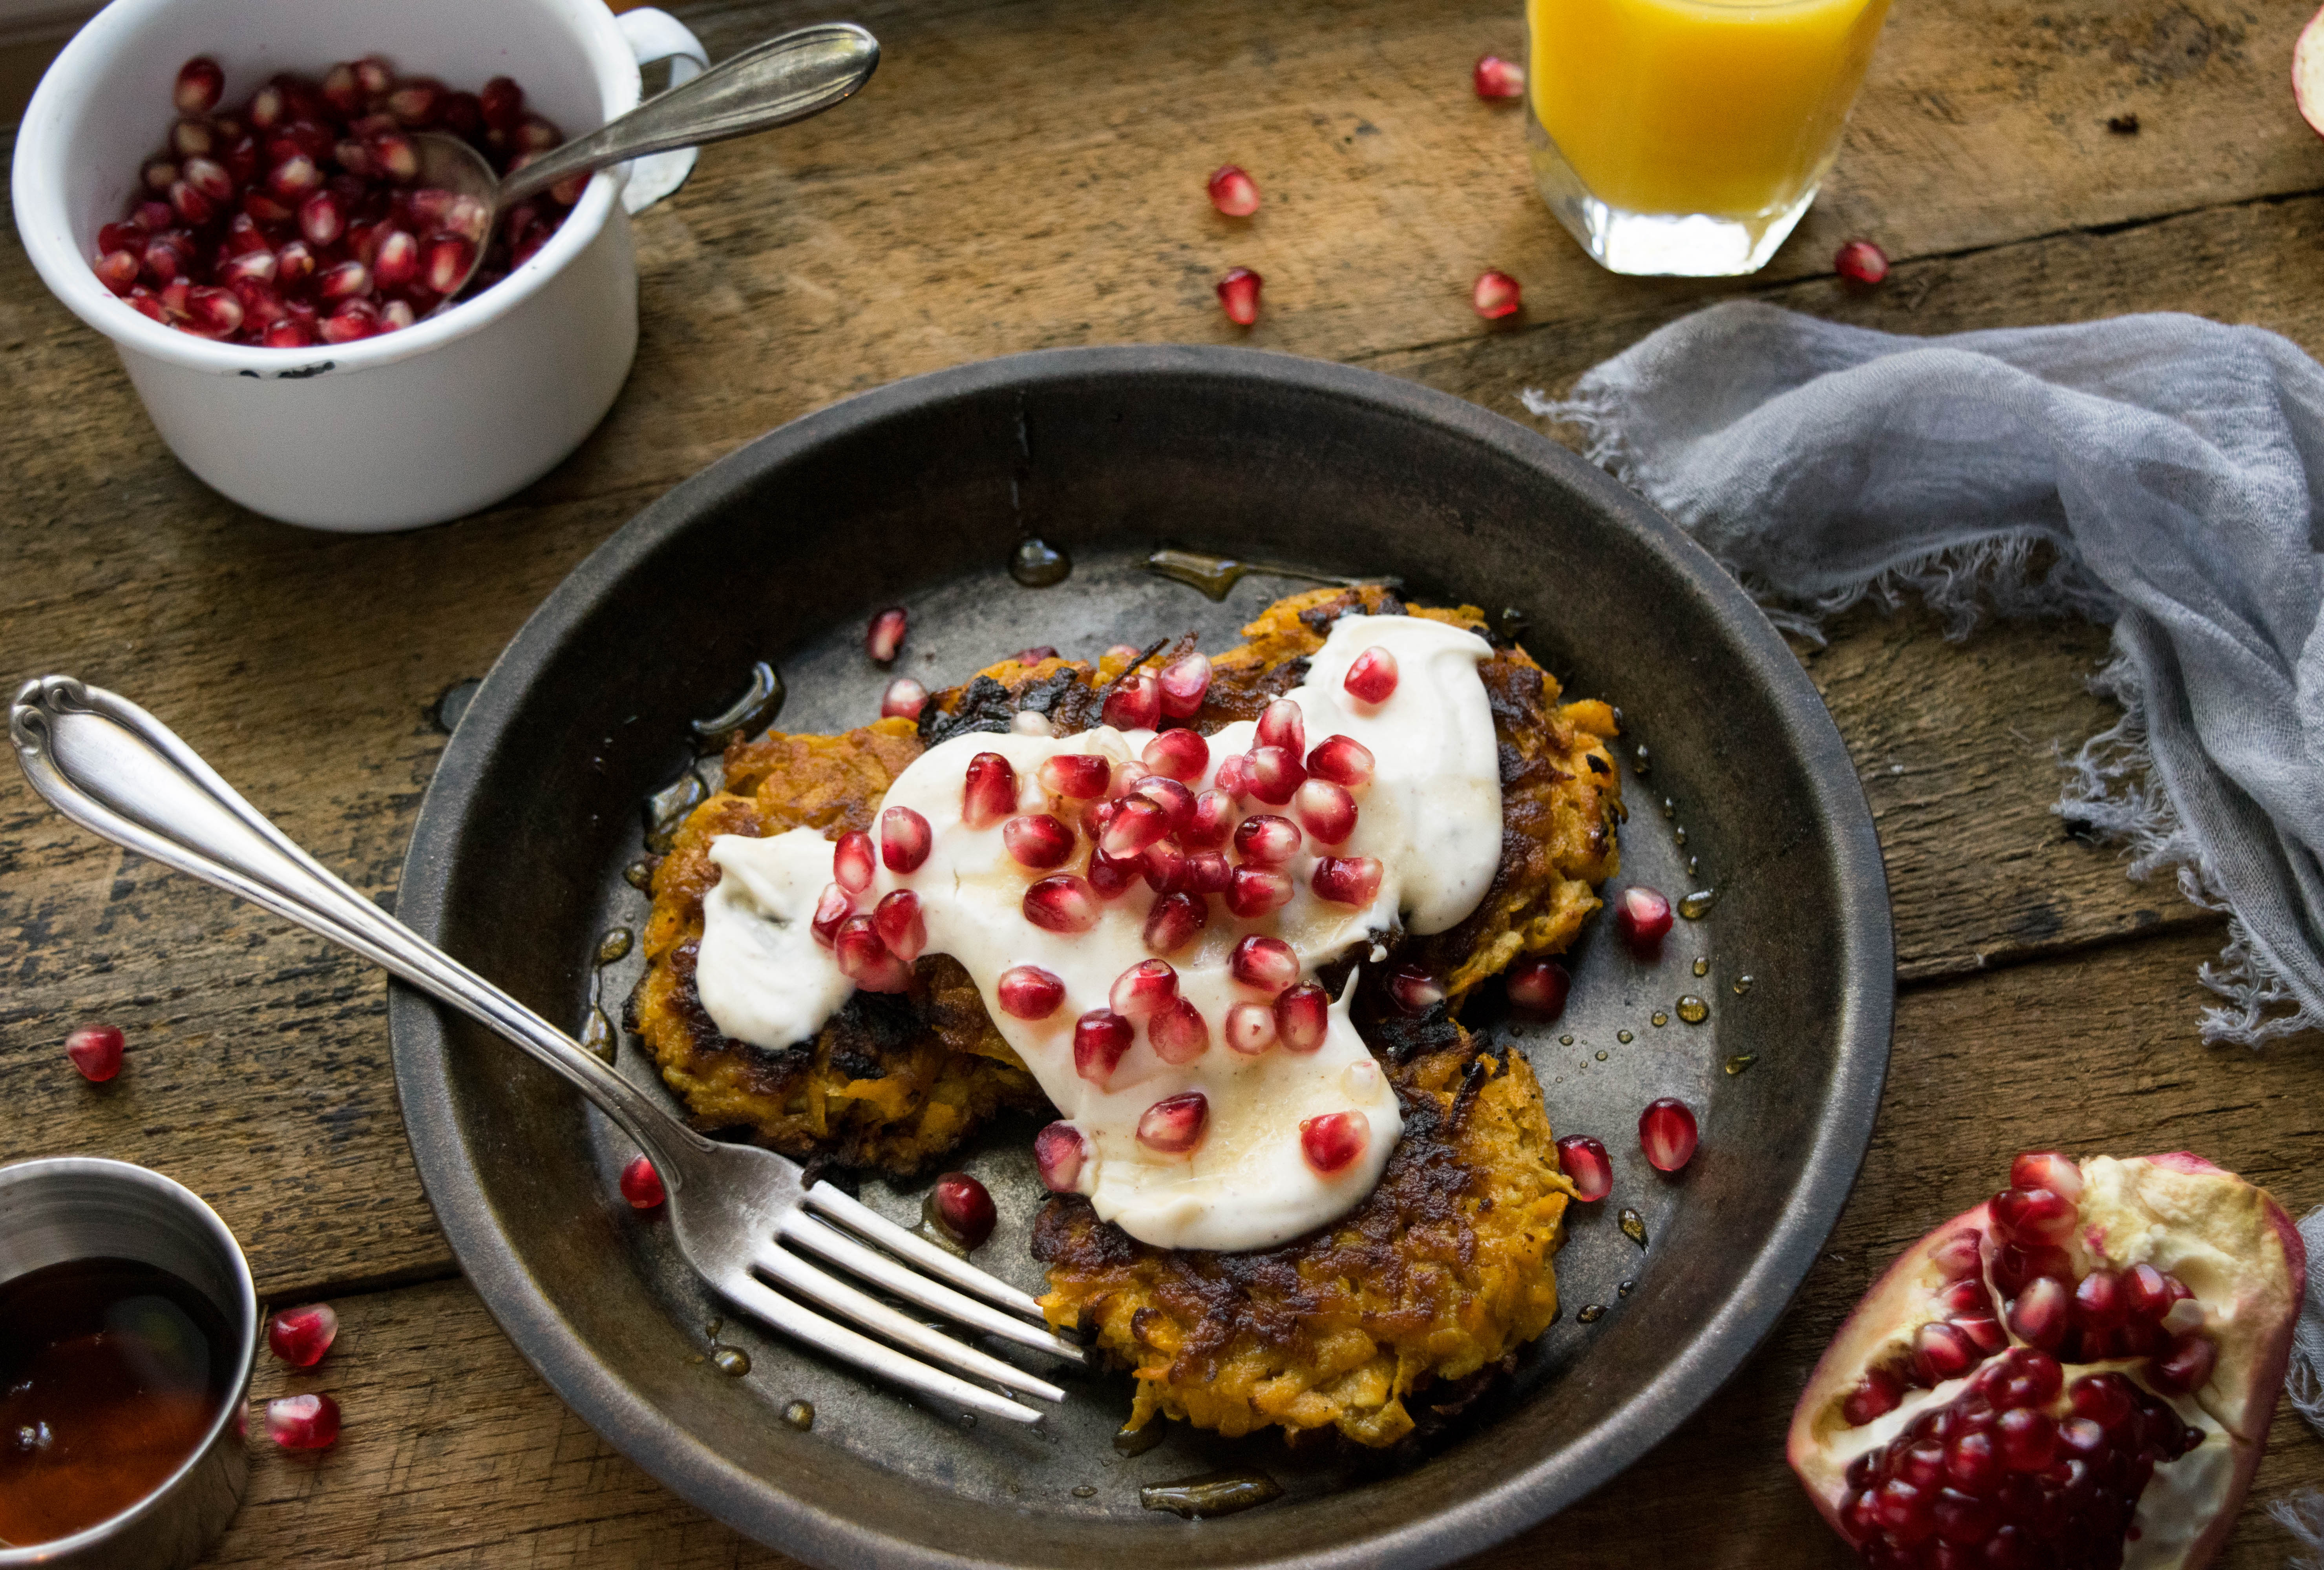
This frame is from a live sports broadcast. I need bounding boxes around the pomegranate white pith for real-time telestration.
[1787,1152,2304,1568]
[693,615,1504,1251]
[2295,5,2324,139]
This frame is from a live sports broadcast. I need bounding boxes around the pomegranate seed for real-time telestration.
[1614,886,1674,958]
[1913,1321,1980,1385]
[265,1392,342,1451]
[2149,1331,2217,1394]
[1009,644,1058,665]
[334,137,377,179]
[480,75,525,129]
[1141,840,1189,894]
[928,1172,995,1248]
[298,189,345,246]
[961,753,1018,828]
[315,259,370,302]
[1939,1276,1996,1317]
[1388,966,1444,1015]
[95,250,139,294]
[2009,1150,2084,1202]
[168,178,215,225]
[1183,849,1232,895]
[1130,775,1197,833]
[1230,934,1300,992]
[1554,1134,1612,1201]
[99,219,147,254]
[1931,1229,1984,1279]
[1227,865,1295,918]
[1995,1406,2056,1471]
[1472,270,1522,319]
[516,114,561,153]
[1305,734,1375,788]
[1143,891,1208,955]
[1024,874,1100,933]
[1835,239,1889,285]
[1233,813,1301,866]
[1213,752,1253,800]
[2119,1262,2172,1324]
[1141,727,1208,782]
[64,1023,124,1082]
[1148,999,1210,1064]
[1223,1001,1277,1055]
[619,1154,665,1209]
[1246,746,1306,805]
[1473,53,1525,99]
[1311,855,1383,907]
[880,805,932,873]
[1137,1092,1208,1154]
[834,915,912,993]
[1842,1367,1902,1427]
[175,55,225,115]
[1991,1241,2074,1296]
[219,249,276,287]
[1103,672,1162,731]
[141,157,179,194]
[833,830,876,894]
[1088,849,1143,900]
[354,56,393,97]
[995,964,1065,1020]
[1638,1097,1698,1171]
[1251,698,1300,754]
[1098,796,1169,858]
[1293,778,1357,844]
[181,286,244,339]
[2007,1273,2072,1350]
[1274,982,1330,1052]
[1343,646,1399,703]
[1505,957,1570,1019]
[1990,1186,2077,1246]
[848,605,905,664]
[2072,1268,2127,1332]
[1155,653,1213,718]
[1206,164,1261,217]
[321,62,362,115]
[879,676,928,720]
[247,83,285,129]
[1299,1110,1369,1174]
[1215,267,1262,326]
[266,1303,338,1368]
[171,119,214,159]
[1040,754,1113,798]
[387,79,442,127]
[1944,1427,1999,1488]
[1034,1121,1086,1191]
[1001,813,1072,870]
[181,155,234,201]
[810,884,851,947]
[2070,1372,2136,1430]
[1109,958,1179,1019]
[1073,1009,1133,1083]
[276,241,315,287]
[421,234,472,294]
[873,890,926,962]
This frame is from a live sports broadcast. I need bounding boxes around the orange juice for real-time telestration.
[1526,0,1891,270]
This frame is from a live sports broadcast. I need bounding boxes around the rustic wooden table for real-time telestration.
[6,0,2324,1562]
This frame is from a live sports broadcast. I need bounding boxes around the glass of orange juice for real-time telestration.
[1526,0,1893,276]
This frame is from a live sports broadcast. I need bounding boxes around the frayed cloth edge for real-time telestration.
[2273,1488,2324,1568]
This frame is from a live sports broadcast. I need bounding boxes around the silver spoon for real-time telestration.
[413,20,880,305]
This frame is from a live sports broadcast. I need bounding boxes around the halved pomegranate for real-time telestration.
[1788,1151,2304,1569]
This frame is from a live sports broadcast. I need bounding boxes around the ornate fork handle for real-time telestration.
[9,676,713,1184]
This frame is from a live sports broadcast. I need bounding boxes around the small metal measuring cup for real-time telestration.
[0,1157,258,1570]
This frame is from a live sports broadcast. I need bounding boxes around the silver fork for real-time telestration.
[9,676,1081,1425]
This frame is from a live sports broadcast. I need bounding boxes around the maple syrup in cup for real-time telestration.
[1524,0,1893,275]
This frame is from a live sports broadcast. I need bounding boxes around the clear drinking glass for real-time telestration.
[1525,0,1893,276]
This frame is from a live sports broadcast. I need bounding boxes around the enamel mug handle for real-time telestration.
[615,7,711,214]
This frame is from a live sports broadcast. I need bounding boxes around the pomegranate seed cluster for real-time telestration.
[1836,1347,2199,1567]
[91,53,574,347]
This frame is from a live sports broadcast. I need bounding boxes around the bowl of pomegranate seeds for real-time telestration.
[11,0,709,531]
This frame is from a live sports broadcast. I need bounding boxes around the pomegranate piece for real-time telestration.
[1554,1134,1611,1201]
[1181,788,1234,849]
[1299,1110,1369,1175]
[1215,267,1262,327]
[1471,270,1522,320]
[865,606,908,663]
[1130,775,1196,833]
[1233,813,1302,867]
[1836,239,1890,285]
[1473,53,1526,99]
[1305,734,1374,788]
[1141,840,1189,894]
[1343,646,1398,703]
[1637,1097,1698,1172]
[880,805,932,873]
[810,884,851,947]
[1039,753,1113,799]
[1505,957,1570,1018]
[1255,698,1305,754]
[175,56,225,116]
[879,676,927,719]
[1003,813,1074,870]
[1109,958,1178,1019]
[872,889,926,962]
[1157,652,1213,716]
[1073,1010,1133,1083]
[832,829,877,894]
[995,964,1065,1020]
[1226,865,1294,918]
[1009,644,1059,665]
[1223,1001,1277,1055]
[1034,1122,1087,1192]
[1273,981,1330,1052]
[619,1154,665,1209]
[1387,965,1443,1015]
[1992,1185,2077,1246]
[834,915,912,993]
[1245,745,1307,805]
[1137,1092,1208,1154]
[1182,849,1231,895]
[961,753,1017,828]
[1087,849,1142,900]
[1311,855,1383,907]
[1613,885,1673,958]
[1230,933,1299,992]
[1102,671,1161,731]
[1293,778,1357,844]
[1206,164,1261,217]
[928,1172,995,1249]
[1213,752,1253,801]
[1147,999,1210,1064]
[1789,1152,2306,1570]
[1143,891,1208,955]
[65,1022,124,1082]
[1023,874,1100,933]
[265,1392,342,1451]
[266,1303,339,1368]
[1100,795,1171,858]
[1141,727,1208,783]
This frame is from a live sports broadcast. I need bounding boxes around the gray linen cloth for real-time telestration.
[1522,299,2324,1490]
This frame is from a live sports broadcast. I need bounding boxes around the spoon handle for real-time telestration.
[502,21,879,207]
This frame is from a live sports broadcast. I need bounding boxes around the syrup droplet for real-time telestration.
[1618,1279,1636,1298]
[1650,1012,1668,1028]
[596,927,634,965]
[1620,1207,1649,1249]
[581,1006,616,1064]
[1616,1029,1633,1044]
[1732,973,1754,996]
[1631,743,1651,776]
[691,661,784,750]
[1659,796,1675,818]
[1678,889,1717,920]
[1559,1033,1575,1046]
[1577,1303,1606,1324]
[1496,606,1530,644]
[1686,854,1700,878]
[623,857,658,893]
[1677,995,1709,1025]
[1113,1420,1166,1457]
[1010,537,1072,588]
[1595,1050,1608,1062]
[1143,548,1400,603]
[1692,957,1708,977]
[711,1346,751,1377]
[643,770,709,853]
[782,1399,815,1429]
[1725,1053,1757,1075]
[1673,826,1688,847]
[1140,1469,1283,1519]
[1072,1484,1098,1498]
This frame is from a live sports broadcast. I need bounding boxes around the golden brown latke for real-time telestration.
[1033,1022,1575,1448]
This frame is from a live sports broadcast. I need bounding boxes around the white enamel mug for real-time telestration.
[11,0,706,532]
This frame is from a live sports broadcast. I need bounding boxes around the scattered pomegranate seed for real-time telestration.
[1246,745,1306,805]
[1024,874,1100,933]
[1293,778,1357,844]
[175,55,225,115]
[265,1392,342,1451]
[1206,164,1261,217]
[1141,727,1208,782]
[872,889,926,962]
[1213,752,1253,800]
[1231,935,1301,992]
[65,1023,124,1082]
[1613,885,1673,958]
[879,676,927,720]
[959,753,1016,828]
[1216,267,1262,327]
[1157,653,1213,717]
[831,830,877,895]
[810,884,851,947]
[1554,1134,1612,1201]
[1224,1001,1278,1055]
[1001,813,1072,869]
[1232,814,1302,867]
[1138,1091,1209,1154]
[1143,891,1208,955]
[834,915,912,992]
[1387,966,1444,1015]
[619,1154,665,1209]
[1088,849,1143,900]
[1835,239,1889,285]
[1103,672,1162,730]
[1638,1097,1699,1172]
[266,1303,339,1367]
[1343,646,1399,703]
[1110,958,1179,1019]
[1034,1122,1087,1191]
[1182,849,1232,894]
[1473,53,1526,100]
[1039,753,1113,798]
[928,1172,996,1249]
[1073,1009,1134,1083]
[1506,957,1570,1018]
[1254,698,1303,754]
[1130,774,1196,832]
[1100,796,1171,858]
[1009,644,1058,665]
[1300,1110,1369,1174]
[1148,999,1210,1064]
[1311,855,1383,907]
[1142,840,1189,894]
[1226,865,1295,918]
[996,964,1065,1020]
[1472,270,1522,320]
[880,805,932,873]
[864,606,908,664]
[1305,734,1375,788]
[1274,982,1330,1052]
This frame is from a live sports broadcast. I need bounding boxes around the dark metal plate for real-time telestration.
[389,345,1892,1569]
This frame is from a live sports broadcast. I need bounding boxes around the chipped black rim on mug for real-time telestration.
[389,345,1893,1570]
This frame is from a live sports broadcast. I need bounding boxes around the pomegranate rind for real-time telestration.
[2296,5,2324,139]
[1786,1152,2303,1569]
